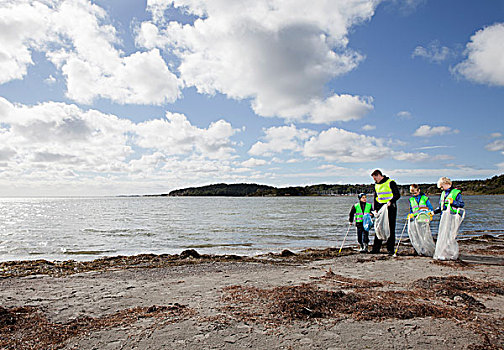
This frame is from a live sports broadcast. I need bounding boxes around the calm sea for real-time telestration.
[0,195,502,262]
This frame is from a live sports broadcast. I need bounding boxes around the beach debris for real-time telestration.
[0,253,253,279]
[412,275,504,297]
[315,271,388,289]
[221,283,459,325]
[180,249,201,259]
[0,304,194,350]
[1,234,501,279]
[280,249,296,257]
[221,274,504,348]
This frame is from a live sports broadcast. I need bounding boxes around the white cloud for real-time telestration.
[44,75,57,85]
[301,127,452,164]
[308,95,374,124]
[387,166,500,182]
[249,124,316,157]
[55,49,181,105]
[413,125,459,137]
[0,0,56,84]
[490,132,502,138]
[0,96,240,193]
[135,112,238,159]
[396,111,412,119]
[303,128,390,162]
[362,124,376,131]
[241,158,268,167]
[485,139,504,155]
[387,0,427,15]
[0,96,134,174]
[138,0,379,122]
[453,23,504,86]
[392,151,453,162]
[415,145,454,150]
[412,40,451,63]
[0,0,181,105]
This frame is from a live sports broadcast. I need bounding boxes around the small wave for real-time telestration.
[253,234,324,241]
[185,243,254,249]
[82,228,154,236]
[62,250,116,255]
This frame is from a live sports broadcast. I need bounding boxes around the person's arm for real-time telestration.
[389,180,401,205]
[349,205,356,223]
[452,193,464,208]
[373,186,379,211]
[426,198,434,211]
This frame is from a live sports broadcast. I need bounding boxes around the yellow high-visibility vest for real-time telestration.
[375,179,394,204]
[354,202,372,222]
[409,195,429,216]
[440,189,461,213]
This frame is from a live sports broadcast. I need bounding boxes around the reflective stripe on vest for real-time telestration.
[440,188,461,213]
[409,195,429,217]
[375,179,394,204]
[354,202,372,222]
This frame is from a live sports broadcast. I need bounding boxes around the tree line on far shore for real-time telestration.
[163,173,504,197]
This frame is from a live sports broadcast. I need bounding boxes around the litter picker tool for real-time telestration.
[339,224,352,254]
[393,219,409,257]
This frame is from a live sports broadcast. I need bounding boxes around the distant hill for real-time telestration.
[168,183,275,196]
[166,174,504,196]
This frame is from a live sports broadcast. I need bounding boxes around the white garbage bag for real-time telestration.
[408,211,436,257]
[433,206,466,260]
[374,205,390,241]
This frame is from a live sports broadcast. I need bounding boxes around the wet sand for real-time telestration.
[0,235,503,349]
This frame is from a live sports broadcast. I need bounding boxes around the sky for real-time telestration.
[0,0,503,196]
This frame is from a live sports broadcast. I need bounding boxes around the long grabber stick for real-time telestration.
[393,219,409,257]
[339,224,352,254]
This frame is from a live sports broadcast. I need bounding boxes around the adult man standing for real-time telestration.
[370,169,401,255]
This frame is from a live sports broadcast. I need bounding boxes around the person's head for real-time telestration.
[409,184,421,196]
[358,193,367,202]
[437,177,452,190]
[371,169,384,183]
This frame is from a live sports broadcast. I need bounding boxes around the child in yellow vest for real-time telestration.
[349,193,373,253]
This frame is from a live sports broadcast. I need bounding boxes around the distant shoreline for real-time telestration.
[130,174,504,197]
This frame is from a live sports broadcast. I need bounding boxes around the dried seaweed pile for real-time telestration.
[431,259,474,270]
[222,284,458,325]
[470,245,504,256]
[0,252,254,279]
[0,304,193,350]
[222,275,504,348]
[461,234,504,256]
[413,275,504,314]
[315,269,387,289]
[413,275,504,296]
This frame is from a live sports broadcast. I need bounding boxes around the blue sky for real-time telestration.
[0,0,503,196]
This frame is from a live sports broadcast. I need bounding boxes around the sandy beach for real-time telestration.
[1,235,503,350]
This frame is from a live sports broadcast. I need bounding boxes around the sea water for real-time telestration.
[0,195,502,261]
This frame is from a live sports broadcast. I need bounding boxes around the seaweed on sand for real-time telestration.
[221,275,504,348]
[313,269,388,289]
[221,283,459,325]
[0,304,193,350]
[412,275,504,297]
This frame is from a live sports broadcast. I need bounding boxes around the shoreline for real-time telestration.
[1,232,503,279]
[0,230,504,270]
[0,235,503,349]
